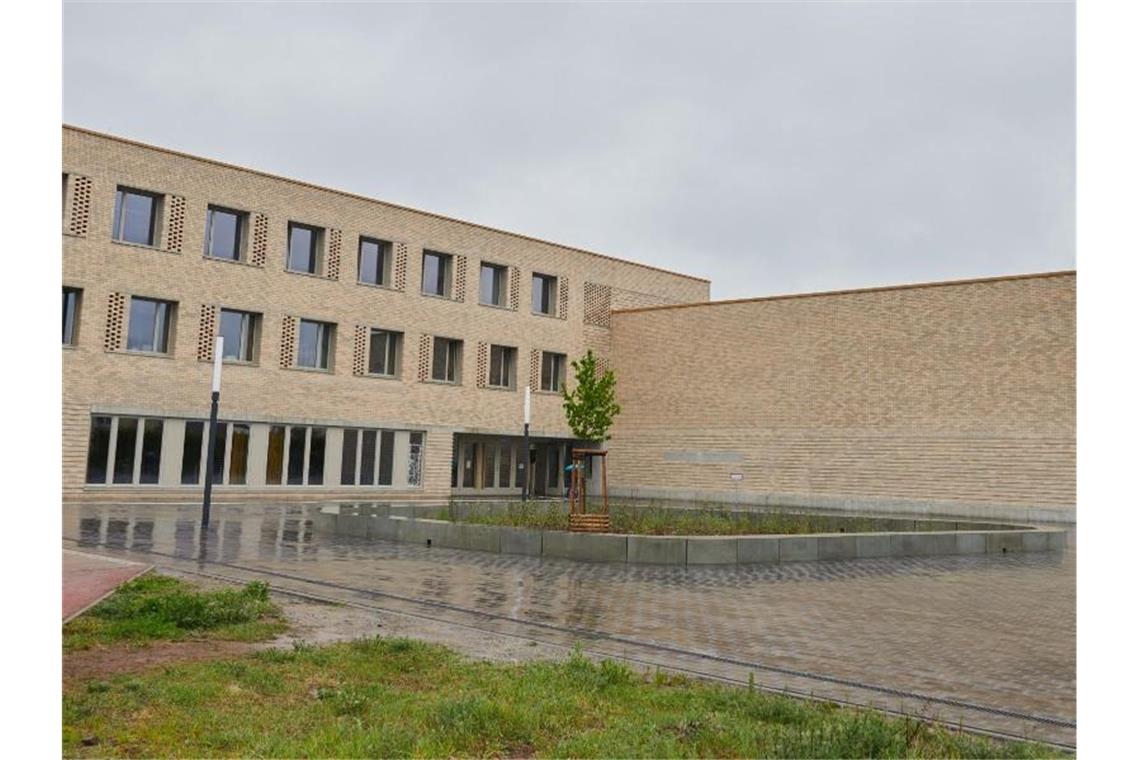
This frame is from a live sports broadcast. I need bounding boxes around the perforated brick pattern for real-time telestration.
[558,278,570,320]
[393,242,408,291]
[165,195,186,253]
[278,316,296,369]
[250,213,269,267]
[476,341,488,388]
[416,335,432,381]
[68,175,93,237]
[584,282,612,327]
[352,325,367,376]
[529,348,541,391]
[326,228,342,280]
[452,255,468,302]
[104,292,126,352]
[508,267,520,310]
[196,304,217,362]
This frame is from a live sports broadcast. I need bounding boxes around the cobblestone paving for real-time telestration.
[63,502,1075,746]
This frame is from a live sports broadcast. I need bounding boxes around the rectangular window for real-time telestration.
[488,344,516,388]
[532,273,558,315]
[63,287,81,346]
[340,429,358,486]
[378,430,395,486]
[480,262,507,307]
[408,432,424,487]
[296,319,333,370]
[229,423,250,485]
[431,337,463,383]
[113,417,138,484]
[498,442,512,487]
[126,297,174,354]
[358,237,392,286]
[287,222,323,274]
[139,419,164,485]
[287,427,307,485]
[359,430,377,486]
[368,329,402,376]
[181,421,204,485]
[308,427,326,486]
[85,416,112,484]
[218,309,259,363]
[211,422,227,482]
[541,351,567,392]
[421,251,453,297]
[112,187,160,246]
[204,206,247,261]
[266,425,286,485]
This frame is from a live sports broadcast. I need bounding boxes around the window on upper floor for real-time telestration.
[488,344,516,389]
[368,328,402,377]
[205,206,248,261]
[113,187,161,246]
[541,351,567,393]
[532,273,558,316]
[126,296,175,354]
[480,262,507,307]
[422,251,453,297]
[296,319,334,370]
[63,287,81,346]
[431,337,463,383]
[358,237,393,286]
[218,308,260,363]
[287,222,324,274]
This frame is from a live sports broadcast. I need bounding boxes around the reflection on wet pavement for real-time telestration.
[63,501,1075,746]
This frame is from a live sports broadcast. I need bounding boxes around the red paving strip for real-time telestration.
[63,550,151,622]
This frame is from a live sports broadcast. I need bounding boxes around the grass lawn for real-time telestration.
[64,573,286,651]
[440,502,928,536]
[63,575,1061,758]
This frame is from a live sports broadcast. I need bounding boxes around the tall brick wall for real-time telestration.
[608,272,1076,519]
[61,126,708,500]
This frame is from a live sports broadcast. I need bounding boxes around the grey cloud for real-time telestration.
[64,2,1074,298]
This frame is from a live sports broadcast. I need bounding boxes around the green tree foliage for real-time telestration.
[561,350,621,442]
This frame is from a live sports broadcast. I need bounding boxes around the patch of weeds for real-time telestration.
[64,574,284,648]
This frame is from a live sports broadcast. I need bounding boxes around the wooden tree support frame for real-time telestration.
[568,448,610,533]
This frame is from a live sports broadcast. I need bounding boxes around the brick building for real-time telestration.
[62,126,1075,521]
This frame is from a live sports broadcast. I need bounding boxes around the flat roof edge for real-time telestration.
[611,270,1076,316]
[62,124,711,285]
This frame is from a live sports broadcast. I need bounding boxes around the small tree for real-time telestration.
[561,350,621,443]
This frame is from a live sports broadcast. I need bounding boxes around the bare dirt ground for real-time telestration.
[64,569,569,685]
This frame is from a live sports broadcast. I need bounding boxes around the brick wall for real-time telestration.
[62,126,709,500]
[608,272,1076,518]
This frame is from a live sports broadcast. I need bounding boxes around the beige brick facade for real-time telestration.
[61,126,709,502]
[607,272,1076,520]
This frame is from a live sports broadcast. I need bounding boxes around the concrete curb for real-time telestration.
[312,506,1068,566]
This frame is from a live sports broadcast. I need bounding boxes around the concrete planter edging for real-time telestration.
[313,510,1067,566]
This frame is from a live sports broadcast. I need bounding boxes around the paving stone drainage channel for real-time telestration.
[314,501,1066,565]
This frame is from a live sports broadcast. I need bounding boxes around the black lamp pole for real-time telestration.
[521,385,531,501]
[201,336,223,530]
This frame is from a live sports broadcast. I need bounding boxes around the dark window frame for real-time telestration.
[421,250,454,298]
[218,308,260,364]
[488,344,516,389]
[479,262,508,307]
[368,328,402,377]
[431,336,463,383]
[286,221,324,275]
[126,296,175,355]
[541,351,567,392]
[63,287,82,346]
[532,272,558,316]
[112,186,161,247]
[358,236,393,287]
[296,319,334,371]
[204,205,248,262]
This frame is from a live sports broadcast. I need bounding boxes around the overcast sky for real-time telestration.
[63,2,1073,300]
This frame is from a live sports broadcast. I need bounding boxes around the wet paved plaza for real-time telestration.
[62,501,1076,748]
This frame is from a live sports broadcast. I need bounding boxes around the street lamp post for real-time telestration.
[521,385,531,501]
[201,336,224,530]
